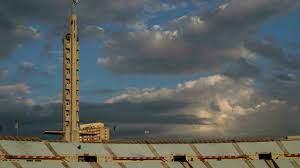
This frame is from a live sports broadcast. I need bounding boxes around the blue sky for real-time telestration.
[0,0,300,138]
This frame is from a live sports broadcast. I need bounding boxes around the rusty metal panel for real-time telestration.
[50,142,108,156]
[125,162,164,168]
[237,142,283,155]
[68,162,93,168]
[100,163,122,168]
[250,160,269,168]
[0,161,16,168]
[166,162,185,168]
[281,141,300,154]
[17,160,65,168]
[152,144,195,156]
[194,143,239,156]
[209,160,249,168]
[108,144,155,157]
[0,140,54,156]
[275,160,296,168]
[188,161,208,168]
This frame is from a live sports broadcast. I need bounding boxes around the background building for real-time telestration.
[80,122,109,143]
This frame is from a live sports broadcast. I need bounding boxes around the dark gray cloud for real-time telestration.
[17,61,57,77]
[19,61,36,73]
[83,88,121,95]
[0,74,299,138]
[286,53,300,70]
[0,0,184,58]
[99,0,298,74]
[234,101,300,136]
[102,75,300,136]
[0,100,197,138]
[1,75,298,138]
[0,15,40,58]
[0,83,35,135]
[0,68,8,79]
[0,0,300,139]
[245,40,285,62]
[223,58,260,78]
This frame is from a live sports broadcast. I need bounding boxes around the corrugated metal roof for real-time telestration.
[209,160,249,168]
[188,161,209,168]
[0,161,15,168]
[237,142,283,155]
[250,160,269,168]
[275,160,296,168]
[0,140,53,156]
[109,136,286,144]
[125,162,164,168]
[17,160,65,168]
[3,139,300,168]
[108,144,155,157]
[282,141,300,154]
[49,142,108,156]
[166,162,185,168]
[152,144,195,156]
[67,162,93,168]
[194,143,239,156]
[293,159,300,167]
[0,136,40,141]
[100,162,122,168]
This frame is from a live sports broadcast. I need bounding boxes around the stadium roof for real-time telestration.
[1,136,300,167]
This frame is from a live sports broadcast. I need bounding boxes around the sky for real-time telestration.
[0,0,300,139]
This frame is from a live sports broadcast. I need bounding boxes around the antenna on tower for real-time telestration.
[71,0,79,14]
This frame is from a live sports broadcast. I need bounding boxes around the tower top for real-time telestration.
[71,0,79,14]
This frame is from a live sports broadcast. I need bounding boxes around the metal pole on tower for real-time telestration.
[71,0,79,14]
[14,120,19,136]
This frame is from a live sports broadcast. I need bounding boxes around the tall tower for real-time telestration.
[62,2,80,142]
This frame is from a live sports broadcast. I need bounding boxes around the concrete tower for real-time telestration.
[62,6,80,142]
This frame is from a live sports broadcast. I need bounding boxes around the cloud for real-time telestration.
[18,61,57,77]
[0,0,175,58]
[244,39,285,62]
[99,0,298,74]
[0,0,299,138]
[0,75,298,138]
[81,25,104,39]
[0,83,36,135]
[0,21,41,58]
[103,75,293,135]
[223,57,260,79]
[19,61,36,73]
[0,69,8,79]
[0,83,31,96]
